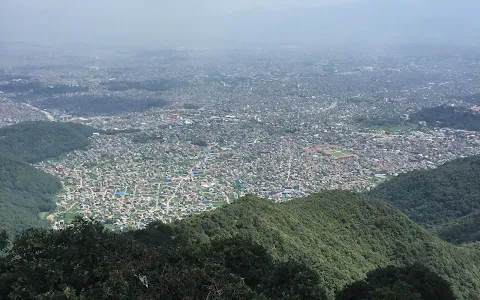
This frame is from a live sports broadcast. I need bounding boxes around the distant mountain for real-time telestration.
[370,156,480,244]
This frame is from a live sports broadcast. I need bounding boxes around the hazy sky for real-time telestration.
[0,0,339,47]
[1,0,479,48]
[4,0,354,13]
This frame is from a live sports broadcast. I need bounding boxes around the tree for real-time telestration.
[0,228,8,251]
[336,264,455,300]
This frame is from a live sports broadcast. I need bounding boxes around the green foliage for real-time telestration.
[0,218,144,300]
[166,192,480,299]
[0,121,95,163]
[43,95,170,116]
[0,121,96,236]
[370,155,480,243]
[132,133,164,144]
[336,264,455,300]
[183,103,201,109]
[410,105,480,131]
[355,116,404,127]
[0,217,326,299]
[0,150,61,235]
[0,81,88,95]
[191,139,208,147]
[438,211,480,244]
[2,192,480,299]
[127,221,174,247]
[0,228,8,251]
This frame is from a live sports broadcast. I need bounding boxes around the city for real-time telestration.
[2,45,480,231]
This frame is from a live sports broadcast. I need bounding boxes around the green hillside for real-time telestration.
[370,156,480,244]
[0,121,95,163]
[438,211,480,244]
[410,105,480,132]
[2,192,475,299]
[0,150,61,235]
[0,121,95,235]
[152,191,480,299]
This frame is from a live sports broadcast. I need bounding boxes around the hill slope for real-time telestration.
[410,105,480,132]
[0,121,94,163]
[1,191,477,299]
[0,150,61,234]
[0,121,95,235]
[161,191,480,299]
[370,156,480,244]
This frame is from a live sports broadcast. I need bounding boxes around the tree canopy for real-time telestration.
[0,150,61,235]
[0,121,95,236]
[336,264,455,300]
[0,191,478,299]
[0,121,95,163]
[410,105,480,132]
[0,217,327,300]
[370,155,480,244]
[142,191,480,299]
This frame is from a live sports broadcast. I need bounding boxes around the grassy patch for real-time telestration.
[38,212,49,219]
[63,205,80,223]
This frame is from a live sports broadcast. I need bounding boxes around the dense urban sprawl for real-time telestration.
[1,45,480,230]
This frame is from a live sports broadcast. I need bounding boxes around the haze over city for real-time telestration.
[2,0,480,48]
[2,1,480,298]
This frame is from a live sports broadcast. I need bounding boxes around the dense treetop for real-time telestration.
[0,150,61,235]
[0,191,466,299]
[0,217,328,300]
[370,155,480,244]
[137,191,480,299]
[410,105,480,132]
[0,121,96,236]
[0,121,95,163]
[336,264,456,300]
[101,79,185,92]
[0,81,88,95]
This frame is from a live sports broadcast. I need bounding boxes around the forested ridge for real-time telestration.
[0,121,95,163]
[163,192,480,299]
[410,105,480,132]
[0,151,61,235]
[370,155,480,244]
[0,121,95,236]
[1,191,478,299]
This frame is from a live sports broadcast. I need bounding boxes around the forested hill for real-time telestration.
[410,105,480,132]
[0,151,61,234]
[370,156,480,244]
[0,121,95,235]
[0,191,477,299]
[0,121,95,163]
[136,191,480,299]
